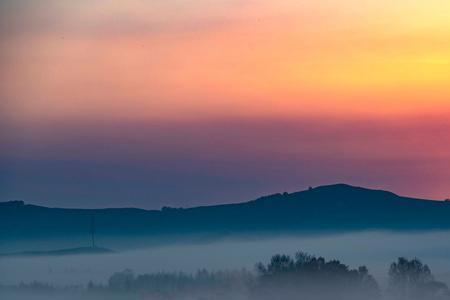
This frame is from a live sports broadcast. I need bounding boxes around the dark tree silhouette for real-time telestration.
[106,268,253,299]
[254,251,380,300]
[388,257,450,300]
[108,269,134,292]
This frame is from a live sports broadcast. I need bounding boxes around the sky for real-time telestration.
[1,0,449,208]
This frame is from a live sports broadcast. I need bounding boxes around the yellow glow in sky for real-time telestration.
[1,0,450,122]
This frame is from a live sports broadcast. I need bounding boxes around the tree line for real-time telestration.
[1,252,449,300]
[99,252,449,300]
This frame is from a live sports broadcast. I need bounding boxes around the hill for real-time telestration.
[1,184,450,245]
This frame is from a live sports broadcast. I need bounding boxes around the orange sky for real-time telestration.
[2,0,450,122]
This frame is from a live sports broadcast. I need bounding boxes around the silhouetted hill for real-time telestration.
[2,184,450,244]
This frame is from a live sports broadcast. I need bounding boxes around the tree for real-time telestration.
[388,257,450,300]
[108,269,134,292]
[254,251,380,300]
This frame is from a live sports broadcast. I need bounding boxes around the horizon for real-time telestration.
[3,183,448,210]
[2,116,450,208]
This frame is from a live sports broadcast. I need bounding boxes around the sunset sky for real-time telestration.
[1,0,449,208]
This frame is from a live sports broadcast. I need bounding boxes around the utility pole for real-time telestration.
[90,215,96,248]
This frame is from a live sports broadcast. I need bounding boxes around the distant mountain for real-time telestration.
[2,184,450,245]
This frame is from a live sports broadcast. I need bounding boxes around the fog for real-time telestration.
[2,231,450,286]
[1,231,450,299]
